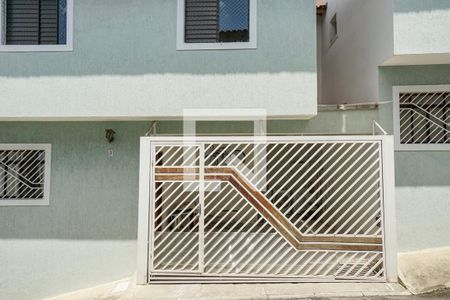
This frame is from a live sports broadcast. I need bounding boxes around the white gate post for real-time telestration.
[381,136,398,283]
[198,144,205,273]
[137,137,151,284]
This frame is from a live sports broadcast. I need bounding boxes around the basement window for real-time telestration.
[0,144,51,206]
[177,0,257,50]
[330,13,338,46]
[394,85,450,151]
[0,0,73,52]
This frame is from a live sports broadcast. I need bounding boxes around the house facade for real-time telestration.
[0,0,448,299]
[318,0,450,252]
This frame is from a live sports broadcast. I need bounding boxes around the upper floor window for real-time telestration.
[329,13,337,47]
[394,85,450,151]
[0,0,73,52]
[0,144,51,206]
[177,0,257,50]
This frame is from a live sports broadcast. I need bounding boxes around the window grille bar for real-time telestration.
[398,91,450,146]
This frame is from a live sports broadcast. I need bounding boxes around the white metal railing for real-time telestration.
[137,136,397,283]
[372,120,388,136]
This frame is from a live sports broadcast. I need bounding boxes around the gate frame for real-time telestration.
[137,136,397,284]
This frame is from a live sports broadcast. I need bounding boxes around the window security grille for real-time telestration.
[185,0,249,43]
[4,0,67,45]
[0,146,50,204]
[398,91,449,146]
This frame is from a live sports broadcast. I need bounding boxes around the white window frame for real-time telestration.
[393,85,450,151]
[177,0,257,51]
[0,0,73,52]
[0,144,51,206]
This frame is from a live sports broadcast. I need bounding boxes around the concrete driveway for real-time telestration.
[316,289,450,300]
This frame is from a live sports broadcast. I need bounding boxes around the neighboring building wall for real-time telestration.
[393,0,450,55]
[318,0,394,104]
[0,0,317,120]
[317,0,450,252]
[378,64,450,252]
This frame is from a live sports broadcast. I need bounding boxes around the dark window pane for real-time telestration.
[184,0,250,44]
[184,0,219,43]
[58,0,67,44]
[5,0,40,45]
[219,0,249,42]
[5,0,66,45]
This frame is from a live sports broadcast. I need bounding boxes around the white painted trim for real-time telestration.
[0,144,51,206]
[137,137,151,284]
[148,143,156,277]
[177,0,257,51]
[0,0,73,52]
[393,85,450,152]
[380,136,398,283]
[145,135,389,143]
[198,144,205,273]
[0,0,5,45]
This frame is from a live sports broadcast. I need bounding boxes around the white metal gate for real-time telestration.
[137,136,397,283]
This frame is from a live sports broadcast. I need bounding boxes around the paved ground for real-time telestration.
[49,281,411,299]
[48,280,450,300]
[315,289,450,300]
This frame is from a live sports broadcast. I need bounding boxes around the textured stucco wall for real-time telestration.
[394,0,450,55]
[0,0,317,120]
[378,64,450,252]
[0,99,447,298]
[0,122,148,300]
[0,114,379,299]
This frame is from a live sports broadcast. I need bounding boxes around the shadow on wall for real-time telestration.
[0,0,316,77]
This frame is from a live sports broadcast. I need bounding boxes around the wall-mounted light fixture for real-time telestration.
[105,129,116,143]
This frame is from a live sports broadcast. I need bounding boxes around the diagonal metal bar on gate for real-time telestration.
[155,166,382,252]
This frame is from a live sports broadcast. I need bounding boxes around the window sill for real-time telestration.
[395,144,450,152]
[0,44,73,52]
[177,41,257,51]
[0,199,49,206]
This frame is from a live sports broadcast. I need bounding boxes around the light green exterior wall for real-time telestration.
[0,122,148,299]
[0,0,317,120]
[394,0,450,55]
[0,112,380,299]
[0,87,448,298]
[378,64,450,252]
